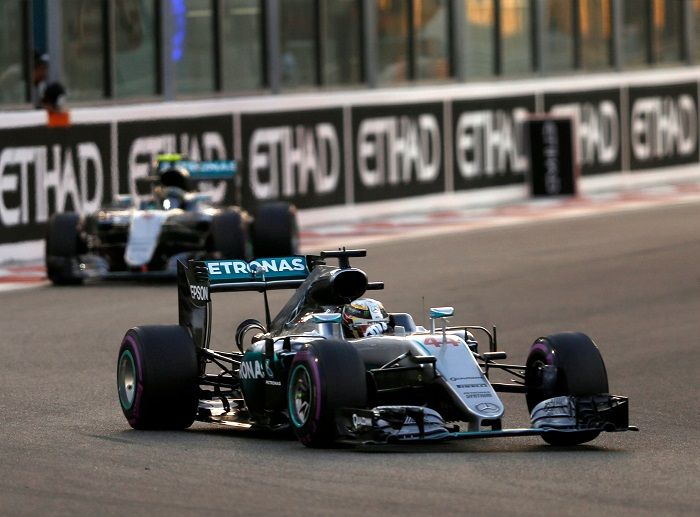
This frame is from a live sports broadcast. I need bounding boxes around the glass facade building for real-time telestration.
[1,0,699,108]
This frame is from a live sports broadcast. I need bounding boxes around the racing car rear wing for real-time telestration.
[136,159,237,197]
[156,157,237,181]
[204,256,310,292]
[177,250,383,348]
[177,256,310,349]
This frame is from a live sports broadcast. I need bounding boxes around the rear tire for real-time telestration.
[45,212,84,285]
[525,332,608,446]
[287,340,367,447]
[211,209,249,259]
[252,202,299,257]
[117,325,199,430]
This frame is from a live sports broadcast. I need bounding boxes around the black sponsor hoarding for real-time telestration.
[452,95,536,190]
[544,89,622,175]
[117,115,235,204]
[3,78,700,252]
[627,82,699,170]
[526,117,577,197]
[351,102,444,203]
[0,124,111,244]
[241,108,345,209]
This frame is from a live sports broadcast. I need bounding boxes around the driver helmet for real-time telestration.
[342,298,389,338]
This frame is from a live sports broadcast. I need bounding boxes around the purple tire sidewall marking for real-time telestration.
[294,347,323,423]
[308,352,322,423]
[530,341,555,366]
[122,334,144,426]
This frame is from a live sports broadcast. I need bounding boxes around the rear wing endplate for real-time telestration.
[177,256,310,348]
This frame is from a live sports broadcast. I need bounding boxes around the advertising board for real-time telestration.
[351,102,444,202]
[544,89,622,175]
[241,108,345,209]
[0,125,111,243]
[451,95,536,190]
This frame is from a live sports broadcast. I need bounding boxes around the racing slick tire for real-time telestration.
[45,212,84,285]
[252,202,299,257]
[525,332,609,446]
[117,325,199,430]
[211,209,249,259]
[287,339,367,447]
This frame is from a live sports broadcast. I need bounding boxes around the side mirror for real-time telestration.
[313,313,342,338]
[429,307,454,319]
[429,306,454,334]
[111,194,134,208]
[312,313,342,324]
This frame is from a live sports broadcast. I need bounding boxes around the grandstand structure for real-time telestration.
[1,1,698,107]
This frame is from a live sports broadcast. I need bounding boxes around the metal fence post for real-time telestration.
[611,0,622,70]
[362,0,378,88]
[159,0,176,101]
[451,0,467,82]
[45,0,63,83]
[683,0,693,64]
[265,0,281,94]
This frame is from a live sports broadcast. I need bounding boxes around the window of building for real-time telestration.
[0,0,26,105]
[321,0,362,86]
[621,0,650,67]
[280,0,317,88]
[542,0,574,73]
[61,0,105,101]
[500,0,532,76]
[414,0,450,80]
[579,0,612,70]
[653,0,682,64]
[463,0,495,78]
[378,0,410,83]
[377,0,451,84]
[221,0,263,91]
[174,0,214,95]
[114,0,157,98]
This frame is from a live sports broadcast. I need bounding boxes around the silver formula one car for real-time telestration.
[116,249,637,447]
[46,156,298,284]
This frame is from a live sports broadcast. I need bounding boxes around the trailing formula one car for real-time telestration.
[116,249,637,447]
[45,155,298,284]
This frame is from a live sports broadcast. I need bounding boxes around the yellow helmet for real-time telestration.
[341,298,389,338]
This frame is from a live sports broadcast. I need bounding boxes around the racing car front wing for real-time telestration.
[337,395,638,445]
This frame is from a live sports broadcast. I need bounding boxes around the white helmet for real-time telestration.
[342,298,389,338]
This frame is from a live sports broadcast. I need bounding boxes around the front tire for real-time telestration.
[525,332,609,446]
[117,325,199,430]
[287,340,367,447]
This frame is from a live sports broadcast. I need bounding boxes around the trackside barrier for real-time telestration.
[2,68,700,261]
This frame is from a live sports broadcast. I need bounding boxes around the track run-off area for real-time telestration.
[1,188,700,515]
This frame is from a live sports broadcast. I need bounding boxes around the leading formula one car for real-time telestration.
[45,155,298,284]
[116,249,637,447]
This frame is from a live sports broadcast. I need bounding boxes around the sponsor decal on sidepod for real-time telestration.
[239,360,265,380]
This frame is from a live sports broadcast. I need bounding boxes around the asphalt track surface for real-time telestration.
[2,200,699,516]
